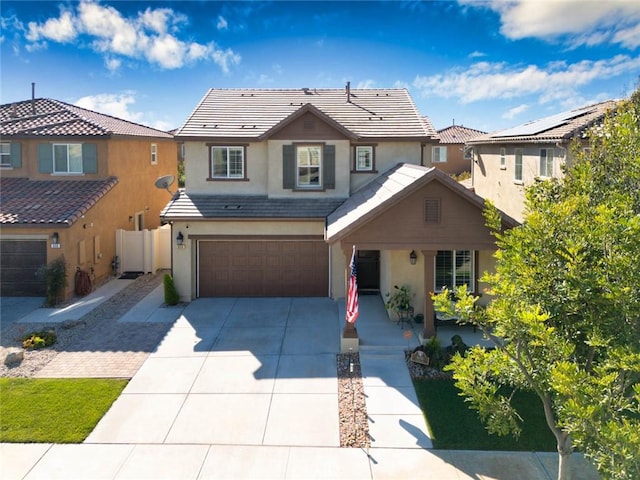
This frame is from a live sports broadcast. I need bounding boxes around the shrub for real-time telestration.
[37,256,67,306]
[163,273,179,305]
[22,330,57,349]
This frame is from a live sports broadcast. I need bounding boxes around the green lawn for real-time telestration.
[414,378,556,451]
[0,378,128,443]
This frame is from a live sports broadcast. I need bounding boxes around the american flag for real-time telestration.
[346,246,359,324]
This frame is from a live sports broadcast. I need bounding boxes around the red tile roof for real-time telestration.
[0,177,119,226]
[437,125,486,144]
[0,98,173,138]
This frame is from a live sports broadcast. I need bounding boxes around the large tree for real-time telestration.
[435,90,640,480]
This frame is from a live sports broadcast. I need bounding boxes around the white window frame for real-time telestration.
[0,142,10,167]
[434,250,475,293]
[499,147,506,169]
[210,146,245,179]
[539,148,554,178]
[150,143,157,165]
[432,146,447,163]
[53,143,83,174]
[514,148,523,183]
[296,144,322,188]
[355,146,373,171]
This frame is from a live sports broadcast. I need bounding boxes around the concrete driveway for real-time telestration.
[86,296,344,447]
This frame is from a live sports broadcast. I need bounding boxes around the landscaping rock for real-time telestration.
[61,319,86,330]
[4,347,24,366]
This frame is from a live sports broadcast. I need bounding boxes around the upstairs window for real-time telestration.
[151,143,157,165]
[0,143,11,167]
[500,147,506,169]
[539,148,554,178]
[297,145,322,188]
[54,144,83,174]
[354,146,374,172]
[210,146,245,179]
[432,146,447,163]
[514,148,523,182]
[435,250,475,292]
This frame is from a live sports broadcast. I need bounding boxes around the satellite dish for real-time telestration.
[154,175,175,195]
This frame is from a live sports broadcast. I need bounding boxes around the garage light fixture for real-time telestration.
[409,250,417,265]
[51,232,60,249]
[176,231,186,249]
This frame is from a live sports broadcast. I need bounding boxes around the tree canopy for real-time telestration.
[434,89,640,480]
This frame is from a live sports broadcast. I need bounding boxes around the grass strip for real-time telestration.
[413,378,556,451]
[0,378,128,443]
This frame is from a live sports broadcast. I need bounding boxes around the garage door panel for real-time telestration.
[199,240,327,297]
[0,240,47,296]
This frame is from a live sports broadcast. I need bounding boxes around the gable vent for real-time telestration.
[424,198,441,224]
[303,119,316,130]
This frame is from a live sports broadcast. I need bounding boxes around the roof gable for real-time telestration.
[261,103,357,140]
[176,88,436,140]
[326,163,517,242]
[437,125,486,144]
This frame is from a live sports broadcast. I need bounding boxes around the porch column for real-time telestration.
[422,250,437,338]
[341,244,359,352]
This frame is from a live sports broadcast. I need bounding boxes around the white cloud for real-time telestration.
[74,92,143,122]
[26,9,76,43]
[464,0,640,49]
[502,104,529,120]
[468,51,486,59]
[217,16,228,30]
[19,0,240,73]
[356,79,377,89]
[413,55,640,104]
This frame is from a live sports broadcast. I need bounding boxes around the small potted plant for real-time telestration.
[384,285,415,321]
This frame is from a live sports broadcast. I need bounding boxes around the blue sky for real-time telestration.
[1,1,639,133]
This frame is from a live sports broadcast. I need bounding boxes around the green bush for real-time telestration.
[22,330,57,349]
[37,256,67,306]
[163,273,179,305]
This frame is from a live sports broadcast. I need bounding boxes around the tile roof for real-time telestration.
[0,177,119,226]
[326,163,518,241]
[176,88,437,140]
[468,100,618,145]
[160,193,344,221]
[437,125,486,144]
[0,98,173,138]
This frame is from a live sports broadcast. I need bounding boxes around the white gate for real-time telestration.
[115,224,171,274]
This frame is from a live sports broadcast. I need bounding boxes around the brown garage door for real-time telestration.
[0,240,47,296]
[198,240,328,297]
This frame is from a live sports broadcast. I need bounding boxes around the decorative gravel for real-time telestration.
[0,273,167,378]
[337,352,370,448]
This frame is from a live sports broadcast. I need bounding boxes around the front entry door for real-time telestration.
[357,250,380,292]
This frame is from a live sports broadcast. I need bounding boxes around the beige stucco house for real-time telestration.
[164,87,517,337]
[0,98,176,299]
[429,124,485,175]
[468,100,618,222]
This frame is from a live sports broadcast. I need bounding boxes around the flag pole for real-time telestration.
[342,245,359,352]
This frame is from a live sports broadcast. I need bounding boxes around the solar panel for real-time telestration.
[493,105,595,138]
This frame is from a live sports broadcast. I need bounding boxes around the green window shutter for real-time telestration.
[283,144,295,189]
[82,143,97,173]
[10,143,21,168]
[38,144,53,173]
[324,145,335,189]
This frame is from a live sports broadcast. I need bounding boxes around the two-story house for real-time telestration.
[164,86,517,337]
[429,124,485,175]
[468,100,618,222]
[0,98,176,299]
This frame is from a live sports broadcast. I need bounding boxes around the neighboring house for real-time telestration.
[164,86,517,337]
[468,100,618,222]
[430,124,485,175]
[0,98,176,299]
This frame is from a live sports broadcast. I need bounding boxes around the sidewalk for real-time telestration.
[1,286,600,480]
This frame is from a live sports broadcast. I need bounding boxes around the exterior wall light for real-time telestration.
[51,232,60,249]
[176,231,185,248]
[409,250,417,265]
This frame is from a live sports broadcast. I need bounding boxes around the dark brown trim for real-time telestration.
[207,144,248,180]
